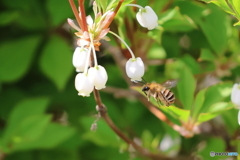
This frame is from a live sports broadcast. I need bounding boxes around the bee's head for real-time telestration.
[132,78,149,92]
[142,84,150,92]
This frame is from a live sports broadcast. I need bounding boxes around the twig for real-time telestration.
[68,0,83,30]
[90,47,170,159]
[93,88,171,160]
[0,152,6,160]
[78,0,88,32]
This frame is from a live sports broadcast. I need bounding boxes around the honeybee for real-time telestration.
[141,80,178,106]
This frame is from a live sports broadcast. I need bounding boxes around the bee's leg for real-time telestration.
[147,92,150,101]
[153,93,161,106]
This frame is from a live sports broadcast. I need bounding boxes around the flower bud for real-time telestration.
[231,83,240,106]
[136,6,158,30]
[75,73,94,96]
[72,47,88,72]
[88,65,108,90]
[126,57,145,82]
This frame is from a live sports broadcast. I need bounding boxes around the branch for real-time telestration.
[68,0,83,30]
[78,0,88,32]
[93,88,172,160]
[89,45,170,159]
[0,151,6,160]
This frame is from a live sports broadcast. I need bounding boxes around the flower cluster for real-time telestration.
[231,83,240,125]
[68,0,158,96]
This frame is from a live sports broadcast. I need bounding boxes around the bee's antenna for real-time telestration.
[142,77,147,83]
[133,80,145,84]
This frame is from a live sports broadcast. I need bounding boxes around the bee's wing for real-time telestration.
[162,79,178,88]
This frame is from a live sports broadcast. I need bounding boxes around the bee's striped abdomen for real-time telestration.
[161,88,175,106]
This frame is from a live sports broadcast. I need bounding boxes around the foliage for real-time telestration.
[0,0,240,160]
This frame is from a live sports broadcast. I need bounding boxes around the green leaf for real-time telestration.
[47,0,73,26]
[148,28,164,44]
[10,115,52,151]
[177,66,196,110]
[207,0,236,15]
[2,0,46,29]
[160,106,190,122]
[80,117,122,147]
[221,109,239,135]
[147,44,166,59]
[231,0,240,18]
[206,102,234,113]
[7,97,50,126]
[141,130,153,149]
[106,0,133,11]
[198,48,216,61]
[177,2,228,54]
[0,88,26,120]
[234,20,240,26]
[0,11,19,26]
[201,82,232,113]
[0,36,40,82]
[160,7,196,32]
[16,123,75,150]
[162,34,180,58]
[177,1,205,23]
[180,55,201,74]
[40,35,73,91]
[198,4,228,54]
[164,60,184,79]
[191,89,206,120]
[38,150,79,160]
[197,138,226,159]
[197,102,234,123]
[96,0,109,12]
[1,98,50,150]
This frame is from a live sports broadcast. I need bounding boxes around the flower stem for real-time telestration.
[83,47,92,75]
[125,4,144,9]
[68,0,83,30]
[89,34,98,67]
[109,31,135,59]
[78,0,88,32]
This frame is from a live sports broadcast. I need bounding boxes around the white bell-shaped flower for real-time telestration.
[136,6,158,30]
[75,73,94,97]
[72,47,88,72]
[88,65,108,90]
[231,83,240,106]
[126,57,145,82]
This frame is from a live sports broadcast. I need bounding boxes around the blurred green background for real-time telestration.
[0,0,240,159]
